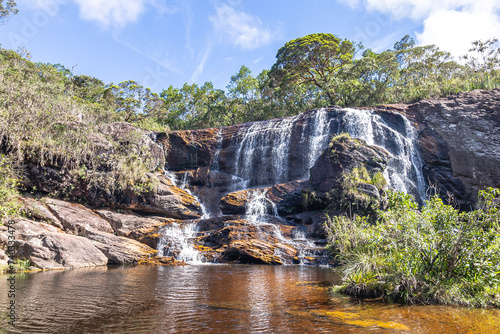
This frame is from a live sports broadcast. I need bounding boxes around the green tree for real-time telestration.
[269,33,357,105]
[463,38,500,90]
[338,48,399,106]
[111,80,164,122]
[0,0,17,24]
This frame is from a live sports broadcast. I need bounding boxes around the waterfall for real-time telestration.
[342,108,427,201]
[245,189,279,222]
[157,222,203,263]
[233,108,335,189]
[234,116,298,189]
[244,190,320,265]
[158,171,209,263]
[302,108,333,172]
[156,106,428,266]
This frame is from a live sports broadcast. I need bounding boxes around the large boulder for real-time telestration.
[189,216,300,265]
[2,219,108,269]
[303,133,390,216]
[81,229,157,264]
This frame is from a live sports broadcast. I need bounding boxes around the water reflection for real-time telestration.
[0,265,499,333]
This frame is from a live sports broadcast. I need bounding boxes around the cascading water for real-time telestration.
[342,108,427,202]
[157,106,428,266]
[211,129,223,172]
[157,171,210,263]
[234,116,297,189]
[232,108,337,190]
[301,108,333,173]
[243,189,323,265]
[156,222,202,263]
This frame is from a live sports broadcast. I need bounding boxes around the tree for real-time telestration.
[110,80,164,122]
[269,33,357,105]
[0,0,17,24]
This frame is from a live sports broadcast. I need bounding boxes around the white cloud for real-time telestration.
[73,0,147,28]
[209,4,277,50]
[340,0,500,57]
[417,8,500,57]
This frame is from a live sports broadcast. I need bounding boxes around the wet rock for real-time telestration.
[95,209,173,248]
[193,217,299,265]
[405,89,500,207]
[82,229,157,264]
[304,134,390,216]
[220,188,269,215]
[267,180,307,214]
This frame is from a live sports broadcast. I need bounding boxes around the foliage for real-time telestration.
[0,0,17,24]
[269,33,357,105]
[326,188,500,307]
[0,155,21,220]
[0,48,159,199]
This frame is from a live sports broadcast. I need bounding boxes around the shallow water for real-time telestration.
[0,265,499,333]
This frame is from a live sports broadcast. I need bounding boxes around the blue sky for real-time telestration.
[1,0,499,92]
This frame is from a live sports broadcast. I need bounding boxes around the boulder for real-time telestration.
[304,134,390,216]
[4,219,108,269]
[43,198,115,235]
[192,217,299,265]
[82,229,157,264]
[95,209,173,248]
[220,188,268,215]
[267,180,307,214]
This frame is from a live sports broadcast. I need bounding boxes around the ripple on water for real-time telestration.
[0,265,499,333]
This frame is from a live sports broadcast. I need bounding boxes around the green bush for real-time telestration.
[326,188,500,307]
[0,155,21,221]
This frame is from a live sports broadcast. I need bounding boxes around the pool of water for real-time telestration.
[1,265,499,333]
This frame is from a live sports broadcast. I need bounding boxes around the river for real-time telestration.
[1,265,499,333]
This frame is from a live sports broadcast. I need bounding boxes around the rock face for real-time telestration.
[95,209,173,248]
[409,89,500,207]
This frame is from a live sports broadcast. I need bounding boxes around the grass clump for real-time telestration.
[0,259,31,273]
[326,188,500,307]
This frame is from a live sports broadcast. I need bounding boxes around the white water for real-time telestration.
[302,108,333,172]
[211,129,223,172]
[158,171,209,263]
[244,189,319,265]
[157,222,203,263]
[234,116,298,189]
[342,108,427,202]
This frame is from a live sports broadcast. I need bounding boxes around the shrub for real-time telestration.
[326,188,500,307]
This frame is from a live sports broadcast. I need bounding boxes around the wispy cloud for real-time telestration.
[72,0,147,28]
[338,0,500,57]
[190,44,212,82]
[209,4,278,50]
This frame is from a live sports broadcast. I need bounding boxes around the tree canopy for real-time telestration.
[0,0,17,24]
[269,33,357,105]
